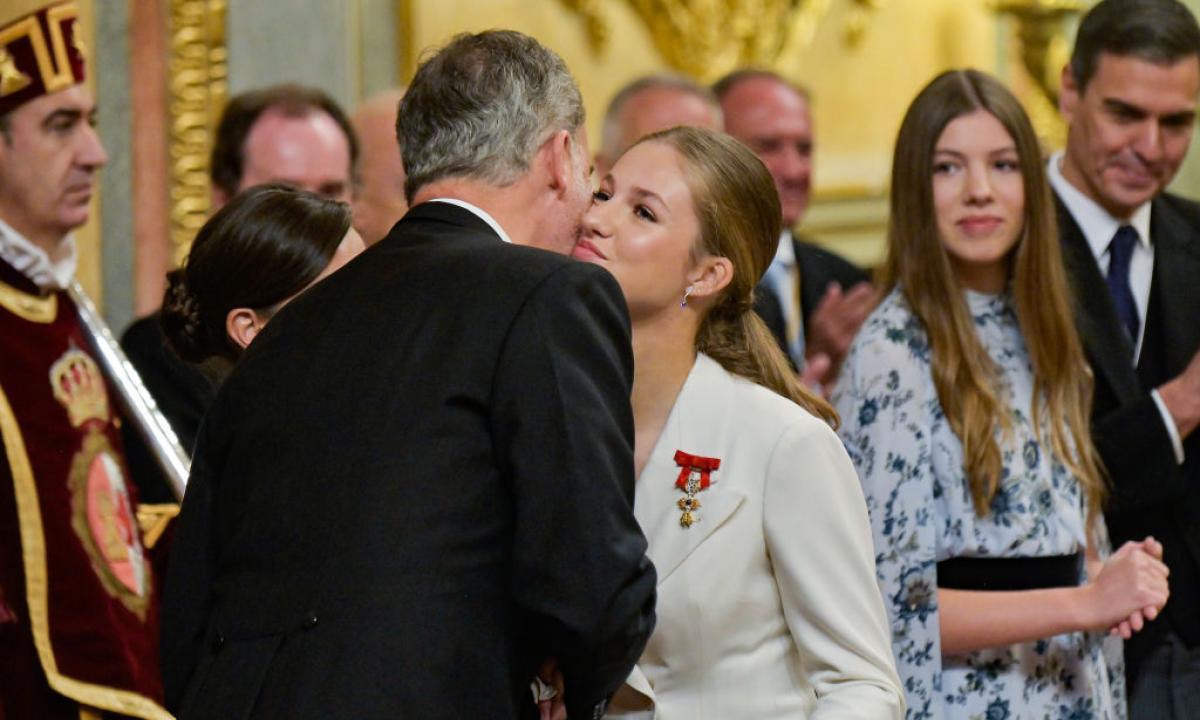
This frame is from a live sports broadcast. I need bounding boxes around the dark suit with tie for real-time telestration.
[753,235,871,367]
[1056,191,1200,684]
[160,202,657,720]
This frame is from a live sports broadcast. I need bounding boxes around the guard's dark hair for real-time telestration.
[161,184,351,363]
[210,83,359,198]
[1070,0,1200,90]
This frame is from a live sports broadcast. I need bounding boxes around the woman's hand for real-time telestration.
[1082,537,1169,638]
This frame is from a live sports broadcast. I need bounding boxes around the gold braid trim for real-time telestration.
[0,278,56,323]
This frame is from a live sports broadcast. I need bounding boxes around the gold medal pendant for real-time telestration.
[672,450,721,529]
[677,495,702,528]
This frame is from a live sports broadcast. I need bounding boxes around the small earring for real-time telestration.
[681,285,693,308]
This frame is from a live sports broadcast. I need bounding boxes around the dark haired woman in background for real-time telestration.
[161,184,363,367]
[833,70,1169,718]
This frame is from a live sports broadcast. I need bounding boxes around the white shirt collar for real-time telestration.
[1047,151,1152,259]
[772,229,795,267]
[0,216,77,290]
[428,198,513,244]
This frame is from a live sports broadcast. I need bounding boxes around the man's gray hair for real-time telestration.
[601,74,721,159]
[397,30,585,203]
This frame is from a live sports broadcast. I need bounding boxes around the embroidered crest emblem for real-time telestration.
[50,347,111,428]
[50,347,150,618]
[673,450,721,528]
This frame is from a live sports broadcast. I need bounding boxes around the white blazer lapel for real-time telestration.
[634,355,746,586]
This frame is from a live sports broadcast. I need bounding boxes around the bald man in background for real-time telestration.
[351,88,408,246]
[594,74,722,178]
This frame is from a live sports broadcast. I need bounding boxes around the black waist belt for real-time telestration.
[936,552,1084,591]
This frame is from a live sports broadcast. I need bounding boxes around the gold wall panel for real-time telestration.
[167,0,227,267]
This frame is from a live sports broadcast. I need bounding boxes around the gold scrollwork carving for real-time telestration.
[167,0,227,267]
[560,0,830,81]
[992,0,1084,145]
[843,0,887,48]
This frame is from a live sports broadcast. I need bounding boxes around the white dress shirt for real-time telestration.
[428,198,513,244]
[1047,152,1184,464]
[762,229,805,366]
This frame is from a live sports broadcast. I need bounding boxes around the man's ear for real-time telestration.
[543,129,574,196]
[686,255,735,303]
[1059,64,1080,123]
[225,307,266,351]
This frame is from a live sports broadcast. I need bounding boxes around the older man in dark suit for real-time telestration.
[714,70,877,389]
[160,30,656,720]
[1050,1,1200,717]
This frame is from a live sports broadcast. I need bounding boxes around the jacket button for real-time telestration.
[211,633,225,651]
[302,612,319,629]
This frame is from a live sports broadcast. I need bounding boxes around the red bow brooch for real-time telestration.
[673,450,721,528]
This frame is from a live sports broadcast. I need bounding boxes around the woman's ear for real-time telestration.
[225,307,267,351]
[686,255,735,302]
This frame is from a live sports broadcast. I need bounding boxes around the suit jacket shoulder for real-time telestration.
[793,236,871,322]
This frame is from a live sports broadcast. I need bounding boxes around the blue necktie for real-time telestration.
[1106,225,1140,346]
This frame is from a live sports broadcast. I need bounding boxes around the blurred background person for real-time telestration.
[1050,2,1200,714]
[0,2,168,717]
[120,84,358,503]
[351,87,409,246]
[835,69,1168,719]
[715,69,877,389]
[160,184,363,367]
[594,74,722,179]
[577,126,903,719]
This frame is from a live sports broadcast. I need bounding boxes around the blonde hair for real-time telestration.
[638,126,837,426]
[883,69,1105,520]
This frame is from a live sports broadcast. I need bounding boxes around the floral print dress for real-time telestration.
[832,288,1125,720]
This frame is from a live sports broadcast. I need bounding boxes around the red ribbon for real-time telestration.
[673,450,721,491]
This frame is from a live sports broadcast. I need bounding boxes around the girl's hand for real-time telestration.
[1083,538,1169,637]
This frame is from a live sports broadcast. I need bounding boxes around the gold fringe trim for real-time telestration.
[136,503,180,550]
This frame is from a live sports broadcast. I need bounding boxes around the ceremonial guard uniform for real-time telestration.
[0,2,170,718]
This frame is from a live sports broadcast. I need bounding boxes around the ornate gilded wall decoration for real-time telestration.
[843,0,887,48]
[167,0,227,266]
[560,0,610,53]
[560,0,831,80]
[992,0,1084,146]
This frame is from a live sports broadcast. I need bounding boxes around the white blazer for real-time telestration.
[608,354,903,720]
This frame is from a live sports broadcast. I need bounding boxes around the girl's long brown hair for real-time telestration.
[882,69,1104,521]
[639,126,837,427]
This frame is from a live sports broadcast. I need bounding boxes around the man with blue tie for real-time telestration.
[1051,1,1200,717]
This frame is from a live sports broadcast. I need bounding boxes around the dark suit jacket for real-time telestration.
[753,235,872,365]
[160,202,657,720]
[1056,191,1200,670]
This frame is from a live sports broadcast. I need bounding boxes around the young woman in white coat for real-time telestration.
[571,126,904,719]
